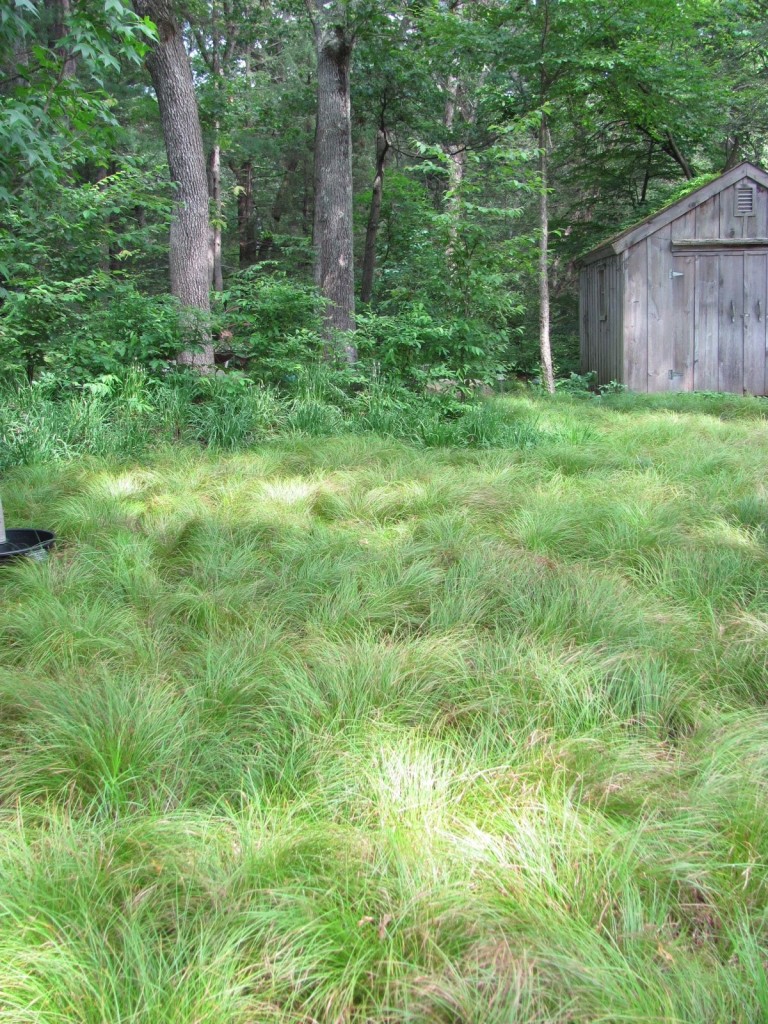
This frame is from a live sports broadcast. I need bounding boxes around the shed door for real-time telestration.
[670,255,694,390]
[744,254,768,396]
[693,253,768,395]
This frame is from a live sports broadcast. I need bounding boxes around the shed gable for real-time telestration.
[578,162,768,266]
[580,162,768,395]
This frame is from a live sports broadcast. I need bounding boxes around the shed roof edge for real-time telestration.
[576,161,768,267]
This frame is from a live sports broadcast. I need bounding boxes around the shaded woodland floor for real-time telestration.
[1,394,768,1022]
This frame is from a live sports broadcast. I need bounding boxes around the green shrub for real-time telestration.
[0,276,185,381]
[356,304,507,384]
[213,268,326,384]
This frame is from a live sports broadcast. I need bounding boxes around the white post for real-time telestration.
[0,497,5,545]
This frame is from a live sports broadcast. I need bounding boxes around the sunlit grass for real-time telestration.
[1,392,768,1021]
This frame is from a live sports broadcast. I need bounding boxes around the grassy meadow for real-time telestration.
[2,389,768,1022]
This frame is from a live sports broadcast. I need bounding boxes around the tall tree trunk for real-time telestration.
[443,81,466,201]
[310,5,356,361]
[207,40,224,294]
[538,113,555,395]
[94,162,122,272]
[232,160,257,266]
[360,127,389,305]
[132,0,213,369]
[441,0,469,259]
[640,140,654,203]
[46,0,77,78]
[538,0,555,395]
[207,138,224,292]
[724,135,741,171]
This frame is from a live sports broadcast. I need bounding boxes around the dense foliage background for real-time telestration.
[2,0,767,391]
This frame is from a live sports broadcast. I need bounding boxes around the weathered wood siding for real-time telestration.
[646,223,672,391]
[695,191,720,238]
[693,175,768,394]
[670,212,696,391]
[720,180,766,239]
[744,253,767,395]
[694,254,719,391]
[623,240,647,390]
[581,167,768,395]
[640,214,697,392]
[580,255,622,385]
[685,251,768,395]
[616,172,768,394]
[718,251,745,393]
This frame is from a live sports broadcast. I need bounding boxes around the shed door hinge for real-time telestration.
[670,270,684,279]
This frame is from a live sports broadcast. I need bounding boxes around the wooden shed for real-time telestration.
[578,161,768,394]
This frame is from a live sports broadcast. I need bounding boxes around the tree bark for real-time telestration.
[207,139,224,292]
[537,0,554,395]
[441,0,469,258]
[640,139,654,204]
[538,112,555,395]
[360,127,389,304]
[663,131,694,180]
[724,135,741,171]
[443,81,466,200]
[310,4,356,361]
[132,0,213,369]
[46,0,77,78]
[232,160,258,266]
[207,36,224,294]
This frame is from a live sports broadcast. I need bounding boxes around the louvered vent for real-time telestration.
[735,186,755,216]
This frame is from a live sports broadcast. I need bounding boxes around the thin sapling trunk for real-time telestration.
[360,127,389,304]
[537,0,555,395]
[208,138,224,292]
[538,112,555,394]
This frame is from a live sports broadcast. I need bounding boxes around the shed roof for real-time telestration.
[577,161,768,266]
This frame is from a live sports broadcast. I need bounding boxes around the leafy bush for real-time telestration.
[1,167,172,279]
[356,305,451,374]
[213,267,326,383]
[0,163,182,382]
[0,276,184,381]
[363,169,532,381]
[356,304,506,384]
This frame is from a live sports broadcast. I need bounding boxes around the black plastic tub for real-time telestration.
[0,529,56,562]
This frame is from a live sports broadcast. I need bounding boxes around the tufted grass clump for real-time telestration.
[1,394,768,1021]
[0,370,549,473]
